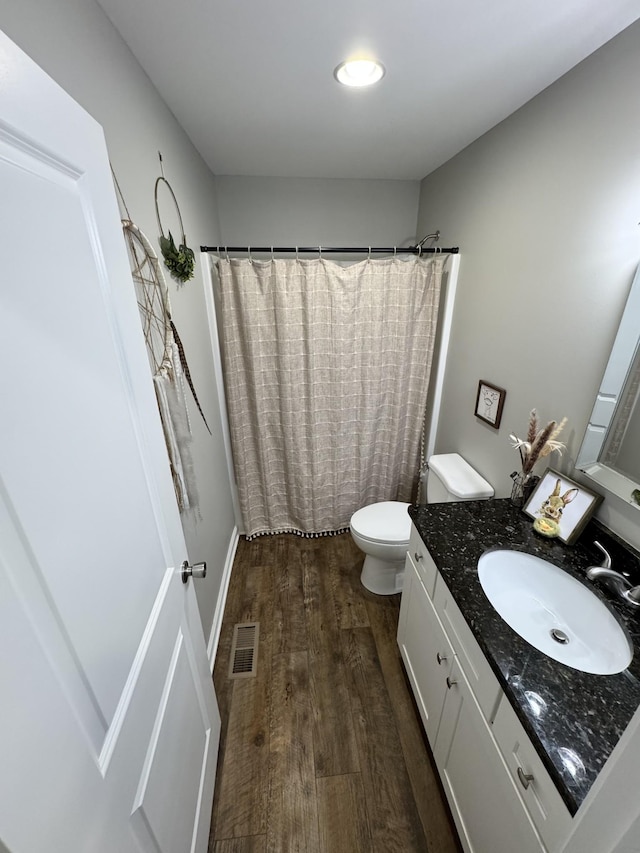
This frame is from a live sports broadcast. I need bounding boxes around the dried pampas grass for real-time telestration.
[510,410,567,475]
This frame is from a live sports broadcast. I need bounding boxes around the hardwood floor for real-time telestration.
[209,533,461,853]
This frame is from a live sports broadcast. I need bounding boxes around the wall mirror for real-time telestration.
[576,263,640,508]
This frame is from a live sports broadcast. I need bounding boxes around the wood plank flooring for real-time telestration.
[209,533,461,853]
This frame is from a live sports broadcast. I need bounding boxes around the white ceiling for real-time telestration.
[97,0,640,181]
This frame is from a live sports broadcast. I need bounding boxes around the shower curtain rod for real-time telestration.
[201,244,458,256]
[200,230,458,256]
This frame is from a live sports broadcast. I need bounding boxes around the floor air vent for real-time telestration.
[228,622,260,679]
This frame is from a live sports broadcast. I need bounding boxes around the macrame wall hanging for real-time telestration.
[155,152,196,283]
[111,167,211,515]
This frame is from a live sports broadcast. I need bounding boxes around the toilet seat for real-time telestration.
[350,501,411,544]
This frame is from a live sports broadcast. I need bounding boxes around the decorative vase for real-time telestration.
[510,471,540,508]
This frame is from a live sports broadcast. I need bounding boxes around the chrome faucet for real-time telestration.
[586,541,640,606]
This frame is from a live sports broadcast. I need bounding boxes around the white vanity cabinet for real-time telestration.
[398,524,572,853]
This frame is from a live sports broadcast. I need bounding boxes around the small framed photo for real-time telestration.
[475,380,506,429]
[523,468,603,545]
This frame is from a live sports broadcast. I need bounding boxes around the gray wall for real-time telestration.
[215,175,421,249]
[417,21,640,550]
[0,0,236,643]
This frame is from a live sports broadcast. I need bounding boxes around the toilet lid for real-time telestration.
[428,453,494,499]
[350,501,411,543]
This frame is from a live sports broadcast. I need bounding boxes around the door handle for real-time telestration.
[181,560,207,584]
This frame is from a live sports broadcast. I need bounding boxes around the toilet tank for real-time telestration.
[427,453,494,503]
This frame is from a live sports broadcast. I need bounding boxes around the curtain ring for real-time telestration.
[225,245,229,262]
[248,244,252,264]
[295,245,299,261]
[318,246,322,259]
[393,246,397,257]
[368,246,372,260]
[271,245,274,262]
[418,244,422,258]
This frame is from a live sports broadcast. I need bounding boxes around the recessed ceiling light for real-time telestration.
[334,59,385,88]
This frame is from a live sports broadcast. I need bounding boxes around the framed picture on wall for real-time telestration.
[474,380,506,429]
[523,468,603,544]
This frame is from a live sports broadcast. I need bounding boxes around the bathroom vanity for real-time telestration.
[398,499,640,853]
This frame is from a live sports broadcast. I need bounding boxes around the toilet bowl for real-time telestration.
[350,501,411,595]
[350,453,494,595]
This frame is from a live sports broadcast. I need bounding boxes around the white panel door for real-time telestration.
[0,30,219,853]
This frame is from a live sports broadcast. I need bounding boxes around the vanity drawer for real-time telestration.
[433,574,501,720]
[408,524,437,598]
[492,694,572,852]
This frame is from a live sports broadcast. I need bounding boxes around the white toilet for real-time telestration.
[350,453,494,595]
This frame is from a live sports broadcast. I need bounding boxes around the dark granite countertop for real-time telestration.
[408,498,640,816]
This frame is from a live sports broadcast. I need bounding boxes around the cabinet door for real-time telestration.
[434,576,501,720]
[398,559,455,747]
[435,661,545,853]
[492,696,571,852]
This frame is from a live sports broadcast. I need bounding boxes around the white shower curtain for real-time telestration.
[217,255,445,539]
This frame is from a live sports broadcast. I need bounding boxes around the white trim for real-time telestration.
[206,525,240,672]
[201,253,244,531]
[426,253,460,459]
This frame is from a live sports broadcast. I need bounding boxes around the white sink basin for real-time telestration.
[477,550,632,675]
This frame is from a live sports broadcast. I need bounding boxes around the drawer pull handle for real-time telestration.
[446,676,457,689]
[436,652,447,665]
[414,552,423,562]
[517,767,534,789]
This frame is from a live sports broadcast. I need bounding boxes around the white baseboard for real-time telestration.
[206,525,240,672]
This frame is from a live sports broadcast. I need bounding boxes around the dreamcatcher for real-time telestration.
[112,168,210,514]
